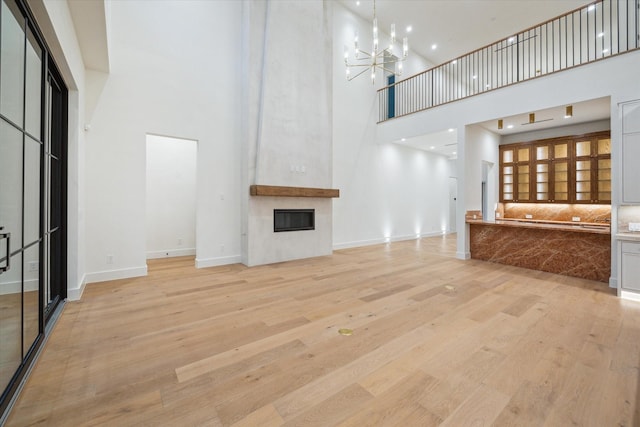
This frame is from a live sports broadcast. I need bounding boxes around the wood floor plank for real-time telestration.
[6,234,634,427]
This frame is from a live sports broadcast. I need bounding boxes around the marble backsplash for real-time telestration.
[500,203,610,223]
[618,205,640,232]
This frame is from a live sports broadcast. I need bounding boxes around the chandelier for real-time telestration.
[344,0,409,84]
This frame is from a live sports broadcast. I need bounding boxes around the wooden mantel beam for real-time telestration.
[249,185,340,198]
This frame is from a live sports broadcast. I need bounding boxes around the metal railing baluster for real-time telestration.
[377,0,640,122]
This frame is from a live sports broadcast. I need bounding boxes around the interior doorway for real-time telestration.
[145,134,197,259]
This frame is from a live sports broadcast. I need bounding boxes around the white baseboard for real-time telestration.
[609,277,617,289]
[67,273,86,301]
[146,248,196,259]
[620,290,640,302]
[196,255,242,269]
[0,279,38,295]
[333,231,446,251]
[333,238,386,250]
[85,265,148,284]
[456,251,471,260]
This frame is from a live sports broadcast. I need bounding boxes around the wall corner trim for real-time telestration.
[196,255,242,269]
[67,273,87,301]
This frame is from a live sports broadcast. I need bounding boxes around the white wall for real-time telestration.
[145,134,197,259]
[83,0,242,282]
[332,2,451,249]
[464,125,500,216]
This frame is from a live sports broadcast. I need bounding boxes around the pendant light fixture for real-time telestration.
[344,0,409,84]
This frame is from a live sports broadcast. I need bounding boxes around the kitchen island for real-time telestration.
[468,218,610,283]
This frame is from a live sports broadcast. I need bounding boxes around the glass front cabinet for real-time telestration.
[499,131,611,204]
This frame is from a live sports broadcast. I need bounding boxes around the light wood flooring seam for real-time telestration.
[6,234,640,426]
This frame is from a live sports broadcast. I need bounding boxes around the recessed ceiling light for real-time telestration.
[401,138,406,141]
[406,25,412,33]
[448,128,454,132]
[431,44,437,50]
[507,125,514,129]
[430,146,435,150]
[356,0,360,5]
[453,151,457,155]
[472,75,477,79]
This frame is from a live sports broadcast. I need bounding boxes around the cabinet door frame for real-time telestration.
[499,131,610,204]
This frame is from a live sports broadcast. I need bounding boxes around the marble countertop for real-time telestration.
[616,232,640,242]
[467,218,611,235]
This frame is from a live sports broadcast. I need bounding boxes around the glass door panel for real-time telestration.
[598,158,612,201]
[24,137,41,245]
[554,142,568,159]
[517,147,530,162]
[0,252,22,390]
[502,166,513,201]
[0,0,25,126]
[25,28,42,139]
[575,160,592,201]
[23,245,39,355]
[535,145,549,160]
[536,163,549,200]
[0,122,23,241]
[502,148,514,163]
[575,140,591,157]
[597,138,611,155]
[517,165,530,201]
[554,161,569,201]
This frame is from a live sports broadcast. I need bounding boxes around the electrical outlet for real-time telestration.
[106,254,114,265]
[629,222,640,232]
[572,216,581,222]
[525,214,533,219]
[178,238,183,245]
[220,244,225,253]
[28,261,38,272]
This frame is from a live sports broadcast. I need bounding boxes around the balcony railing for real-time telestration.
[378,0,640,123]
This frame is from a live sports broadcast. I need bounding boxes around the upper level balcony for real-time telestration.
[377,0,640,123]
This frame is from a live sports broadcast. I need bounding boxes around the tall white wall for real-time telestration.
[84,0,242,282]
[145,134,197,259]
[332,2,450,248]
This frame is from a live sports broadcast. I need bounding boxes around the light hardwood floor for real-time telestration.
[7,234,640,426]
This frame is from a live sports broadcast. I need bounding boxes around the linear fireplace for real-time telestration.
[274,209,315,232]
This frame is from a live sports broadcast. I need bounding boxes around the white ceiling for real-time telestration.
[394,97,611,159]
[340,0,593,66]
[477,96,611,135]
[396,128,458,158]
[356,0,606,158]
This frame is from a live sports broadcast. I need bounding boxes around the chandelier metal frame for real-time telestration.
[343,0,409,84]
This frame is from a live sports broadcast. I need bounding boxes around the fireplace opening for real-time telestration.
[274,209,315,232]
